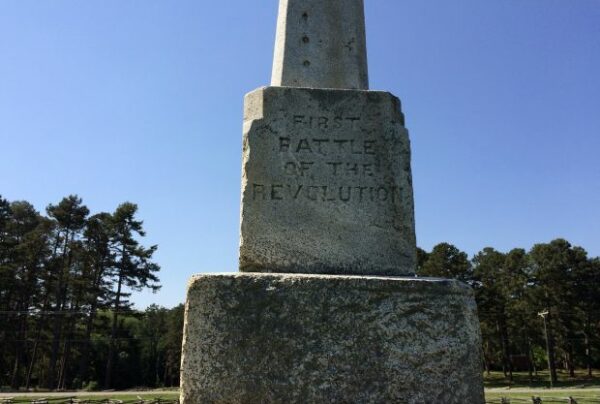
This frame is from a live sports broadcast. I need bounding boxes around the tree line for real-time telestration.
[2,194,599,390]
[0,195,180,391]
[418,240,600,383]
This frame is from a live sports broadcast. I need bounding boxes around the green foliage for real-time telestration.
[6,393,181,401]
[105,202,161,389]
[2,193,598,391]
[83,380,100,391]
[418,241,600,381]
[531,345,548,370]
[0,195,172,392]
[419,242,472,282]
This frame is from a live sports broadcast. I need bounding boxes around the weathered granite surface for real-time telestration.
[182,1,486,401]
[271,0,368,89]
[180,273,485,404]
[239,87,416,276]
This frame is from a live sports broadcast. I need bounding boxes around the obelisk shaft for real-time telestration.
[271,0,369,90]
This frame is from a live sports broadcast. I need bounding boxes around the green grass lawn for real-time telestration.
[3,372,600,403]
[485,370,600,402]
[0,392,180,401]
[485,370,600,389]
[486,390,600,400]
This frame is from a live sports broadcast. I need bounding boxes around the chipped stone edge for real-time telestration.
[180,272,481,404]
[184,272,474,296]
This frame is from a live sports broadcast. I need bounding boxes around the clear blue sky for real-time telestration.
[1,1,599,308]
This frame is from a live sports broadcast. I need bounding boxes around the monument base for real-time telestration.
[180,273,485,404]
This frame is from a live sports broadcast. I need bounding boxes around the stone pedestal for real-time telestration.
[180,273,485,404]
[240,87,416,276]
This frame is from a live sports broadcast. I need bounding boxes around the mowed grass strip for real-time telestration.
[0,393,180,401]
[485,370,600,402]
[486,390,600,401]
[4,371,600,402]
[484,370,600,389]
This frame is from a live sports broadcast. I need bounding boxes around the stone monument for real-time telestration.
[180,1,485,402]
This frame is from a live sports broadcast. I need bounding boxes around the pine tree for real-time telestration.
[418,242,472,282]
[104,202,160,389]
[77,212,115,388]
[45,195,89,389]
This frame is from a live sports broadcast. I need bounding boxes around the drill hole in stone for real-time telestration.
[303,60,311,67]
[302,12,308,21]
[302,36,310,44]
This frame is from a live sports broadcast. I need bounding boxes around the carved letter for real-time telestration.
[333,139,348,152]
[333,117,343,129]
[284,162,297,175]
[350,140,363,155]
[318,117,329,129]
[299,161,314,176]
[356,186,368,202]
[291,185,304,199]
[322,186,336,201]
[253,184,266,200]
[307,186,319,201]
[312,138,330,155]
[346,117,360,130]
[364,140,376,155]
[377,187,389,201]
[296,139,313,153]
[271,185,284,200]
[339,186,351,202]
[326,162,342,175]
[279,137,291,152]
[345,163,359,175]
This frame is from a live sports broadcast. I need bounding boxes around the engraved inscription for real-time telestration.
[279,137,376,155]
[292,115,361,130]
[252,183,402,203]
[253,113,405,206]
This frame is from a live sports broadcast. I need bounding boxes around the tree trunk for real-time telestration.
[10,306,27,390]
[77,308,96,388]
[163,357,169,387]
[105,273,123,389]
[23,232,61,390]
[585,316,593,377]
[154,341,160,387]
[25,338,38,390]
[48,230,71,389]
[483,340,491,376]
[548,327,558,384]
[497,318,512,381]
[59,298,83,390]
[496,321,507,376]
[527,339,534,383]
[484,356,491,376]
[567,345,575,378]
[586,335,592,377]
[10,348,22,390]
[78,258,105,388]
[25,292,52,390]
[57,316,74,389]
[25,315,45,390]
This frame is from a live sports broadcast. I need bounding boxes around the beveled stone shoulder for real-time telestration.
[244,86,405,125]
[186,272,473,296]
[239,85,415,276]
